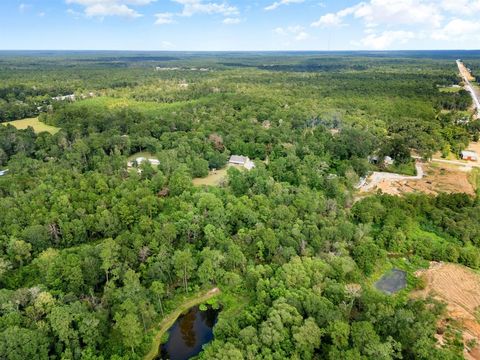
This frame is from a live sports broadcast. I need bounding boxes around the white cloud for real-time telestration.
[274,25,309,41]
[38,11,46,17]
[223,17,241,24]
[313,0,443,29]
[440,0,480,16]
[265,0,304,11]
[360,30,415,50]
[65,0,155,18]
[173,0,238,17]
[432,19,480,41]
[155,12,175,24]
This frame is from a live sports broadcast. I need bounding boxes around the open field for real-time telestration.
[3,117,60,134]
[413,263,480,360]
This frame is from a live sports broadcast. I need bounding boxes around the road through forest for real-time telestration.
[457,60,480,118]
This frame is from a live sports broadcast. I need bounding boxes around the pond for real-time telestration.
[375,268,407,294]
[157,306,219,360]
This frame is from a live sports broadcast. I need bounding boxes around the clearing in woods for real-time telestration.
[3,117,60,134]
[413,263,480,360]
[192,164,245,187]
[360,162,475,196]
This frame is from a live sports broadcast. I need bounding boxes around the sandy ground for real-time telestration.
[360,162,474,196]
[458,61,476,82]
[413,262,480,359]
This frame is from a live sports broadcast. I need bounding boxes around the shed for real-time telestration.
[384,156,394,166]
[461,150,478,161]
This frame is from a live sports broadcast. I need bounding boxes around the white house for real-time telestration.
[229,155,255,170]
[128,157,160,167]
[0,169,8,176]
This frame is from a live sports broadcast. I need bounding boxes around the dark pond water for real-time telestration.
[375,268,407,294]
[157,306,219,360]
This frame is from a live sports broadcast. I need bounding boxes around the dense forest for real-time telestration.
[1,51,480,359]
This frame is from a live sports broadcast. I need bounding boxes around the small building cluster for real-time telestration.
[229,155,255,170]
[368,155,394,166]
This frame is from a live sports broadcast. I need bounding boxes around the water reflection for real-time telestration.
[158,306,219,360]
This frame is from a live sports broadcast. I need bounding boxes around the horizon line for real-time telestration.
[0,49,480,53]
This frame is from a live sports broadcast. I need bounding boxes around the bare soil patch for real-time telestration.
[413,262,480,359]
[369,163,474,196]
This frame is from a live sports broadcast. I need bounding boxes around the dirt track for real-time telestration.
[359,161,475,196]
[360,162,424,192]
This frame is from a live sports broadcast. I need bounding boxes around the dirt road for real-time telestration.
[457,60,480,118]
[412,155,479,168]
[360,162,424,191]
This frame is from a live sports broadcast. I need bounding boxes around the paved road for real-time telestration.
[360,162,424,191]
[457,60,480,118]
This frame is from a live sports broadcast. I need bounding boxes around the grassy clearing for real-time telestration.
[144,288,221,360]
[384,161,417,176]
[439,86,462,93]
[3,117,60,134]
[193,168,229,187]
[192,165,245,187]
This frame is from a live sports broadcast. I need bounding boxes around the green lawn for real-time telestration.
[192,164,245,187]
[193,167,229,186]
[3,117,60,134]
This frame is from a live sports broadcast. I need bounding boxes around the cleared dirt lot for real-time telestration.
[413,262,480,359]
[360,162,475,196]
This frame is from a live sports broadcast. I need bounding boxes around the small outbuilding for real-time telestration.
[384,156,394,166]
[0,169,9,176]
[461,150,478,161]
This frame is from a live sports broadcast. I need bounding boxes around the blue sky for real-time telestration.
[1,0,480,51]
